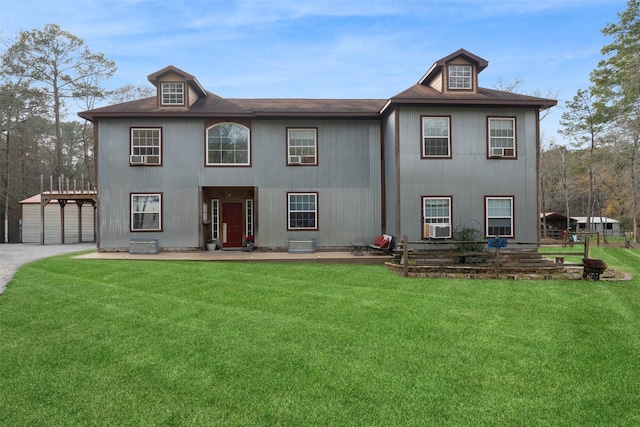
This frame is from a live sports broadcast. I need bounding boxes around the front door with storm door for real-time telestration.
[222,203,243,248]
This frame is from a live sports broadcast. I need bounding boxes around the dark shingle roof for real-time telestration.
[385,85,557,110]
[79,51,556,121]
[79,93,387,120]
[228,98,387,117]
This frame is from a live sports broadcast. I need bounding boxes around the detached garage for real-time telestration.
[20,193,96,244]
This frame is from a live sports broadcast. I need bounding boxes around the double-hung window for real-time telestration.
[488,117,516,158]
[206,123,250,165]
[131,193,162,231]
[287,192,318,230]
[486,196,514,237]
[287,128,317,165]
[422,116,451,158]
[423,197,452,238]
[130,128,161,165]
[448,65,472,89]
[161,82,184,105]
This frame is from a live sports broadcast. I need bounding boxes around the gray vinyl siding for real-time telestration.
[394,106,539,242]
[382,112,397,237]
[97,118,381,250]
[250,121,381,247]
[96,105,541,250]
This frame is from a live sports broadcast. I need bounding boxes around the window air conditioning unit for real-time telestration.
[490,148,504,157]
[130,155,145,164]
[429,224,451,239]
[290,155,303,164]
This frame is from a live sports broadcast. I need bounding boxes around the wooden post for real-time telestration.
[403,235,409,278]
[495,245,500,278]
[40,196,45,245]
[76,200,84,243]
[58,199,67,244]
[583,236,590,260]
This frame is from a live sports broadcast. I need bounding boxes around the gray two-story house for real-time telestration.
[79,49,556,252]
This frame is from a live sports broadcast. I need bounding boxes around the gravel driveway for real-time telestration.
[0,243,96,295]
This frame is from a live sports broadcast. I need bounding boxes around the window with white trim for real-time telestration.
[287,128,317,165]
[423,197,452,238]
[161,82,184,105]
[211,199,219,240]
[131,193,162,231]
[246,199,254,237]
[130,128,161,165]
[288,192,318,230]
[486,196,513,237]
[206,123,250,165]
[448,65,472,89]
[488,117,516,158]
[422,117,451,157]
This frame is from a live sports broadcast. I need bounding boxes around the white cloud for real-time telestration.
[0,0,629,144]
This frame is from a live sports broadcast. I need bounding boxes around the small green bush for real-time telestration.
[453,226,485,263]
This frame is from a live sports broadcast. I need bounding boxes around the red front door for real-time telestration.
[223,203,243,248]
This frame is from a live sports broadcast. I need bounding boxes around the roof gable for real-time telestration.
[147,65,207,96]
[419,48,489,85]
[382,49,556,112]
[418,48,489,94]
[147,65,208,108]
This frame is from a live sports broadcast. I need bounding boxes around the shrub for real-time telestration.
[453,226,485,263]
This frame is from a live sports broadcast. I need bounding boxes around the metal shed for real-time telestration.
[20,193,96,244]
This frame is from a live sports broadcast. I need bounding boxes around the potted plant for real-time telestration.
[206,237,216,251]
[241,234,255,252]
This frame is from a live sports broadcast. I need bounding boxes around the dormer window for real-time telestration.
[147,66,207,108]
[448,65,472,89]
[161,82,184,105]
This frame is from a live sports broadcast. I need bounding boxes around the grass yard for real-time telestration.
[1,246,640,426]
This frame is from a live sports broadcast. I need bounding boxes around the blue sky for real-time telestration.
[0,0,629,145]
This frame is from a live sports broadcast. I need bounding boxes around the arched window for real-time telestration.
[206,123,250,165]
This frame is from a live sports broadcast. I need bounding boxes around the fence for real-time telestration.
[394,235,594,278]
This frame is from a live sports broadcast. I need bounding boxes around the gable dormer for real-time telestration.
[418,49,488,94]
[147,65,208,109]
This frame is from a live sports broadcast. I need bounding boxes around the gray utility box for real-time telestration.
[129,239,160,255]
[288,238,316,253]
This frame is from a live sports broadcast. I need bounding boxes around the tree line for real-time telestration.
[1,1,639,243]
[541,0,639,243]
[0,24,153,242]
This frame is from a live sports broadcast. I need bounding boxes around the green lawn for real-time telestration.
[1,246,639,426]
